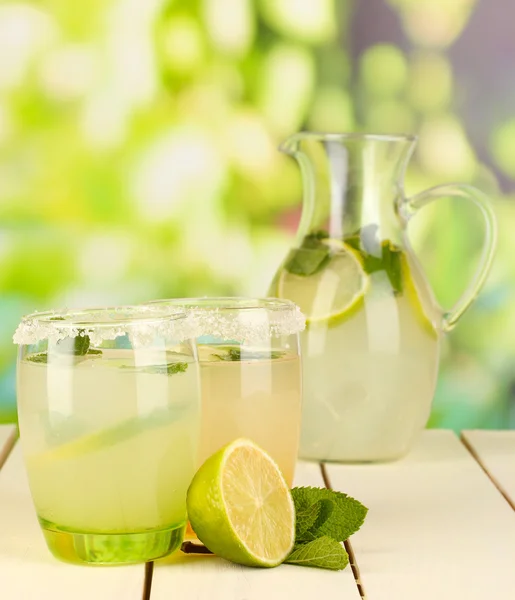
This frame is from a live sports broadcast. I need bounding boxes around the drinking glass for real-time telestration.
[147,298,305,485]
[14,305,201,565]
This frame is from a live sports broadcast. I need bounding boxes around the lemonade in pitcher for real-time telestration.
[270,133,496,462]
[272,229,440,462]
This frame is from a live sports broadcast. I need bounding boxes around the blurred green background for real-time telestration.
[1,0,514,428]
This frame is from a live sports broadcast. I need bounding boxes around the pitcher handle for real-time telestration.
[402,184,497,333]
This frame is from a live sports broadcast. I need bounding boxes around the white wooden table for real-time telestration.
[1,426,514,599]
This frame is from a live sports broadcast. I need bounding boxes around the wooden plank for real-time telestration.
[324,430,515,600]
[462,430,515,510]
[150,461,362,600]
[0,443,145,599]
[0,425,17,470]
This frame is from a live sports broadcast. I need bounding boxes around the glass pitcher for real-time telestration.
[268,132,497,463]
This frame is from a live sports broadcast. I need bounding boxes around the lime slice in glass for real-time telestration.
[187,438,295,568]
[31,407,187,465]
[277,239,369,325]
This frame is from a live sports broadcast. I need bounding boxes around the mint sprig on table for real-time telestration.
[286,536,349,570]
[284,487,368,570]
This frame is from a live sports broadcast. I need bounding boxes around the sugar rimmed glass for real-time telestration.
[14,305,201,565]
[146,297,305,485]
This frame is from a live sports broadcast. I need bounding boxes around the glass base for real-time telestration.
[39,518,186,565]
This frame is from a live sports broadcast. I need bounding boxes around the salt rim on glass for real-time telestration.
[144,297,306,345]
[13,305,196,348]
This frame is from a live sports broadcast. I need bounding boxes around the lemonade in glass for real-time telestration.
[14,306,201,565]
[147,298,305,485]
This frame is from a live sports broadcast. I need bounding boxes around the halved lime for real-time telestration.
[276,239,369,325]
[186,438,295,568]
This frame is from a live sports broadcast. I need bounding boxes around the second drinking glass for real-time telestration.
[147,298,305,485]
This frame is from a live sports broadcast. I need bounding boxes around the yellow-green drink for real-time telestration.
[272,235,441,462]
[15,307,200,565]
[147,298,305,485]
[196,345,301,485]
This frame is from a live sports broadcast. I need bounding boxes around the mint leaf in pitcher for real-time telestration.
[345,229,404,294]
[381,240,403,294]
[284,231,331,276]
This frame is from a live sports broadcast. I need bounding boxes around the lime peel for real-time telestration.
[277,239,369,326]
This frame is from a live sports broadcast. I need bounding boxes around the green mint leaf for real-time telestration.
[26,352,48,364]
[284,231,331,276]
[48,317,92,356]
[298,499,335,542]
[345,224,380,256]
[54,331,90,356]
[120,362,188,375]
[212,348,285,362]
[345,230,404,294]
[295,501,322,540]
[164,362,188,375]
[291,487,368,542]
[381,241,403,294]
[285,537,349,571]
[25,348,102,364]
[284,247,330,276]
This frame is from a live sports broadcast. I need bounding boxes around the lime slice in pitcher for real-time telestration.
[276,239,369,325]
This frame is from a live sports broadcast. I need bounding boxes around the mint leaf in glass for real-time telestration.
[121,362,188,375]
[26,352,49,364]
[55,331,90,356]
[48,317,93,356]
[26,348,102,364]
[212,348,285,361]
[285,536,349,571]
